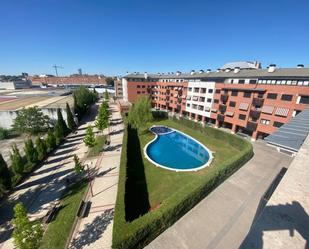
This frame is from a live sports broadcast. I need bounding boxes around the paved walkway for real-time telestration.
[0,103,99,249]
[240,135,309,249]
[68,103,123,249]
[146,141,293,249]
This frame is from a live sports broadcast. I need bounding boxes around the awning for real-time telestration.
[211,108,218,113]
[239,102,249,111]
[261,105,274,114]
[226,111,234,117]
[192,96,198,101]
[186,96,191,100]
[275,107,289,117]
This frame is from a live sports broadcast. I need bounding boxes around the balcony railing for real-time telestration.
[220,94,228,103]
[246,121,258,131]
[217,114,225,122]
[219,104,227,113]
[249,109,261,119]
[252,97,264,107]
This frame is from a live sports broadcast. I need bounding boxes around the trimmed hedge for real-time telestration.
[112,118,253,249]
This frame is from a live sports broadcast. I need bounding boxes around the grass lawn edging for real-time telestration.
[112,118,253,249]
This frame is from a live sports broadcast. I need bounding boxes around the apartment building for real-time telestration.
[122,64,309,141]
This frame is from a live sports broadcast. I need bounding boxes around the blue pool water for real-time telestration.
[146,127,210,171]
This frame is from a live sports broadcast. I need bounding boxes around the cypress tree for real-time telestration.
[10,145,24,176]
[95,103,109,133]
[24,139,38,166]
[83,126,96,148]
[46,130,56,151]
[66,103,76,131]
[56,108,69,135]
[54,123,64,145]
[35,137,47,161]
[0,153,11,192]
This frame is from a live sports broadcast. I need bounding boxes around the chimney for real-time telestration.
[190,70,195,75]
[234,67,240,73]
[144,72,148,79]
[268,64,276,73]
[216,68,221,72]
[199,69,204,74]
[176,71,181,76]
[297,64,304,68]
[206,69,211,73]
[225,68,231,72]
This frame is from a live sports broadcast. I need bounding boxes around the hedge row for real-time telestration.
[112,118,253,249]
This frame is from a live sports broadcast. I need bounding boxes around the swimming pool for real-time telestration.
[144,126,213,171]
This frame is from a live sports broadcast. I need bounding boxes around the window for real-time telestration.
[199,97,205,102]
[231,91,238,96]
[260,119,270,125]
[137,91,141,94]
[249,79,257,84]
[243,92,251,98]
[229,101,236,107]
[188,87,192,91]
[273,121,284,128]
[137,85,141,88]
[239,79,245,84]
[192,104,197,109]
[258,93,264,98]
[194,88,199,93]
[208,89,213,93]
[207,98,212,103]
[215,89,221,94]
[186,103,190,107]
[214,99,219,104]
[200,88,207,93]
[198,105,204,111]
[141,85,145,88]
[299,96,309,104]
[267,93,277,99]
[281,94,293,101]
[239,114,246,120]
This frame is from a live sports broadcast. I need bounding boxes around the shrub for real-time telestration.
[35,137,47,161]
[73,155,84,173]
[0,127,9,140]
[46,130,57,151]
[112,120,253,249]
[83,126,96,148]
[10,145,24,176]
[0,153,11,195]
[24,139,38,166]
[66,102,76,131]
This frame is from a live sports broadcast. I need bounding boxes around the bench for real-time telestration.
[43,205,58,224]
[77,201,91,218]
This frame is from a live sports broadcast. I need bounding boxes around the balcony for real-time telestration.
[220,94,229,103]
[249,109,261,119]
[252,97,264,107]
[219,104,227,113]
[246,121,258,131]
[217,114,225,122]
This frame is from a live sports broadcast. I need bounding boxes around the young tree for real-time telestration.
[73,86,98,119]
[128,96,153,130]
[0,153,11,193]
[95,103,109,133]
[10,145,24,176]
[35,138,47,161]
[66,103,76,131]
[83,126,96,148]
[24,139,38,166]
[73,155,84,173]
[13,107,50,135]
[56,108,69,135]
[104,90,109,101]
[12,202,43,249]
[46,130,56,151]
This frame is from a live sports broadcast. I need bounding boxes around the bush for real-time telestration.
[112,120,253,249]
[46,130,57,151]
[0,127,9,140]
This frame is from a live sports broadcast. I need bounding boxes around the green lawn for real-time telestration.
[87,135,106,158]
[113,118,253,249]
[40,181,88,249]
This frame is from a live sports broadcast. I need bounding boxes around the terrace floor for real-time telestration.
[146,140,293,249]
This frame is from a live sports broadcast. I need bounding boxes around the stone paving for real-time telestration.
[146,140,293,249]
[68,103,123,249]
[0,103,99,249]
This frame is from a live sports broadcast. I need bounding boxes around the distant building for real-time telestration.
[30,75,107,87]
[115,77,123,98]
[220,61,261,70]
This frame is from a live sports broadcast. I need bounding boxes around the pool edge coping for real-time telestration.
[143,125,213,172]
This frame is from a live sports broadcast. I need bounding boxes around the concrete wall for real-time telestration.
[0,107,68,129]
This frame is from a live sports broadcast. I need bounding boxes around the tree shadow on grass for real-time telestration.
[125,126,150,222]
[69,208,114,249]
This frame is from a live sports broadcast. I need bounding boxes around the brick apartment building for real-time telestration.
[122,63,309,141]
